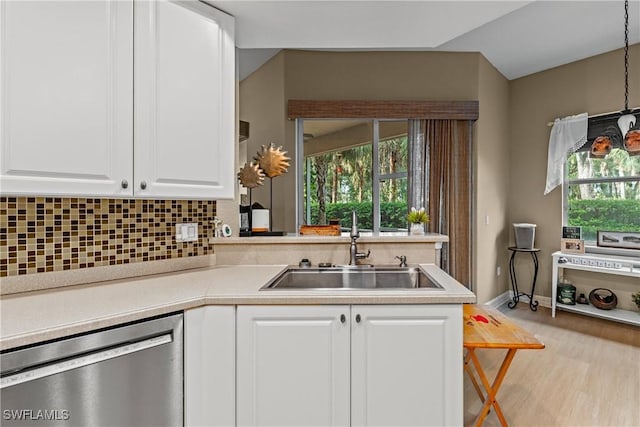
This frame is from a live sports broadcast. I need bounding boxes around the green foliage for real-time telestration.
[566,148,639,241]
[568,199,640,241]
[302,135,409,230]
[307,202,408,230]
[380,202,408,229]
[407,207,429,224]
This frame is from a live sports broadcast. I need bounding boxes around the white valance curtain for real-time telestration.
[544,112,588,195]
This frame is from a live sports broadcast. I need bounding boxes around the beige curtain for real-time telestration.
[409,120,472,287]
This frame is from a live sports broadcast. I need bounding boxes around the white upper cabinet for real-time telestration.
[134,1,235,199]
[0,0,235,199]
[0,1,134,196]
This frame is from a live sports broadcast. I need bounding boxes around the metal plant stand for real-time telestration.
[507,247,540,311]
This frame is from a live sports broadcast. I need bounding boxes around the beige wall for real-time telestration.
[283,50,481,101]
[238,52,287,229]
[508,44,640,299]
[214,240,441,266]
[475,55,511,303]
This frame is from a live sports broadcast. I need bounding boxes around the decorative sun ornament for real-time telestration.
[237,162,265,189]
[254,143,291,178]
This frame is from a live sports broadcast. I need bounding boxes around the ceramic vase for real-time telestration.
[410,223,424,236]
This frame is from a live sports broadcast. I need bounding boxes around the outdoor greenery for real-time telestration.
[567,199,640,241]
[566,148,640,240]
[307,202,408,230]
[303,136,408,227]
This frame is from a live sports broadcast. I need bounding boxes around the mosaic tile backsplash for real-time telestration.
[0,197,216,277]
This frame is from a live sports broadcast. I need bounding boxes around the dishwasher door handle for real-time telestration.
[1,333,172,389]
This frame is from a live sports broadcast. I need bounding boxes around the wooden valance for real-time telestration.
[287,100,479,121]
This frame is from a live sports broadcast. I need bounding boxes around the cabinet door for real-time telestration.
[237,305,350,427]
[134,1,235,199]
[184,306,235,427]
[0,1,133,196]
[351,304,463,427]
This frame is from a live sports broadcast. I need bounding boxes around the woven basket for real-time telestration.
[588,288,618,310]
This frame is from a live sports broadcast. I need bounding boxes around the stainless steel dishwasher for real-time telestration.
[1,313,183,426]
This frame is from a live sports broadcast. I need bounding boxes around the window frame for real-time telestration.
[289,99,478,234]
[562,151,640,244]
[296,118,408,233]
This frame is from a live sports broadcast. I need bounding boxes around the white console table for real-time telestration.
[551,251,640,326]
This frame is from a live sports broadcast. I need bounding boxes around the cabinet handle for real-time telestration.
[121,179,128,189]
[355,314,361,323]
[340,314,346,324]
[140,181,147,190]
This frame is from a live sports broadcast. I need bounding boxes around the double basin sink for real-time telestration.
[260,265,443,291]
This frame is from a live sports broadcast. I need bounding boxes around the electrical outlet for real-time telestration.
[496,266,501,276]
[176,223,198,242]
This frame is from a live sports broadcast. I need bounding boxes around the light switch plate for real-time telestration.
[176,223,198,242]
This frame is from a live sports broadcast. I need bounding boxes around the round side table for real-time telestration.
[507,247,540,311]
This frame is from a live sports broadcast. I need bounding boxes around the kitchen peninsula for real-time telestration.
[1,260,475,426]
[210,232,449,266]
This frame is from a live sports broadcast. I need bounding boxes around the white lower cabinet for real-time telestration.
[185,306,236,427]
[236,305,351,427]
[236,304,463,427]
[350,305,463,427]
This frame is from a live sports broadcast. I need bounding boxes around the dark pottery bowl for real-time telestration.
[589,288,617,310]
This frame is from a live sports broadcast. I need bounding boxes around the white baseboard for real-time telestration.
[484,291,512,309]
[484,290,552,310]
[535,295,552,308]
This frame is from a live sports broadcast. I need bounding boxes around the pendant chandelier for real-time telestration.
[619,0,640,154]
[591,0,640,158]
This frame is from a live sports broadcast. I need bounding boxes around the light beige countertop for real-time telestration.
[210,232,449,245]
[0,264,475,351]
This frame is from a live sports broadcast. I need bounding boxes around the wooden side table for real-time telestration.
[507,247,540,311]
[463,304,545,426]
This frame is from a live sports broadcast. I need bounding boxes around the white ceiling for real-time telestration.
[207,0,640,81]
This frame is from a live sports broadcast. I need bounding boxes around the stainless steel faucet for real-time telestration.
[395,255,407,267]
[349,210,370,265]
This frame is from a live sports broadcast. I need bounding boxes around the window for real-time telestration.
[299,119,408,232]
[377,121,408,231]
[289,99,477,284]
[564,147,640,242]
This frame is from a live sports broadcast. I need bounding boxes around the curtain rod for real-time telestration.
[546,108,640,127]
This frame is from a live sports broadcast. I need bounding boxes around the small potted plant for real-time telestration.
[407,207,429,236]
[632,292,640,312]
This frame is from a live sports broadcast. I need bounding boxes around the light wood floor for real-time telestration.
[463,303,640,427]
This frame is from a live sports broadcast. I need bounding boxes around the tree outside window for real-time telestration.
[301,120,408,231]
[565,148,640,241]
